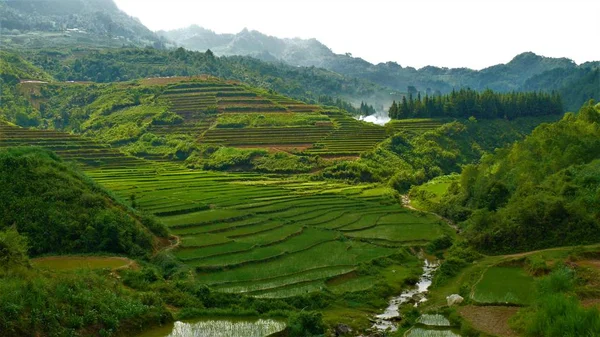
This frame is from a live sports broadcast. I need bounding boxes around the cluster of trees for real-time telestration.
[436,101,600,253]
[523,66,600,111]
[388,88,563,120]
[0,147,167,257]
[317,95,376,115]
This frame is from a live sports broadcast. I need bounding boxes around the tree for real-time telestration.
[0,227,29,272]
[388,100,398,118]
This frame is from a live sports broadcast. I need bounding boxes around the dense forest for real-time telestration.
[435,101,600,253]
[0,147,167,256]
[388,88,563,120]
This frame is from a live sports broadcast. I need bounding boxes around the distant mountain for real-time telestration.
[161,26,593,96]
[0,0,165,48]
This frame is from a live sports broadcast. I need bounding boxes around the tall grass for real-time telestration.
[512,266,600,337]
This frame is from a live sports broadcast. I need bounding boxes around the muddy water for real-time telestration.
[372,259,439,331]
[135,318,286,337]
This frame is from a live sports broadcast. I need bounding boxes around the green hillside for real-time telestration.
[0,147,167,256]
[435,101,600,253]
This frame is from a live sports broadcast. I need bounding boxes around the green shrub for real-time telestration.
[0,228,29,272]
[151,110,183,125]
[287,311,325,337]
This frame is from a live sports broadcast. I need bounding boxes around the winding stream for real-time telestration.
[372,259,439,331]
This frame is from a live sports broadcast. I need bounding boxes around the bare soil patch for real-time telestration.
[458,305,520,337]
[582,298,600,309]
[577,259,600,270]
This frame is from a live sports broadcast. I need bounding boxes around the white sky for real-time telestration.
[114,0,600,70]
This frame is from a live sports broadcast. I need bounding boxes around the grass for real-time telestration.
[32,256,131,271]
[472,266,535,305]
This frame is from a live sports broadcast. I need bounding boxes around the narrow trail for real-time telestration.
[160,235,181,253]
[401,194,460,232]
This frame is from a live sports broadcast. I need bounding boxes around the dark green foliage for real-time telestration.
[523,66,600,111]
[427,235,454,253]
[0,228,29,272]
[287,311,326,337]
[440,101,600,253]
[318,95,375,116]
[388,88,563,120]
[0,147,161,257]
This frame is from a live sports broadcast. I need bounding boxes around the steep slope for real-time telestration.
[438,101,600,253]
[0,0,164,48]
[0,146,168,256]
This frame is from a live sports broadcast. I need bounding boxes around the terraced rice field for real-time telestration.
[471,266,535,305]
[155,79,389,154]
[0,122,146,168]
[387,119,444,134]
[1,94,451,300]
[86,163,451,298]
[307,110,389,155]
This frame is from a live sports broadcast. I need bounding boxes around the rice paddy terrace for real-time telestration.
[0,121,145,168]
[0,121,452,299]
[386,119,444,134]
[149,79,391,155]
[88,166,451,298]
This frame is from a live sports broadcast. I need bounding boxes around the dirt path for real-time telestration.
[161,235,181,253]
[401,194,460,232]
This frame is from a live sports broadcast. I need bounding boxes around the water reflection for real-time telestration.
[137,318,286,337]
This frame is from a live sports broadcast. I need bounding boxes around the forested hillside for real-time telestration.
[0,0,164,48]
[436,101,600,253]
[388,88,563,120]
[19,48,385,111]
[522,66,600,111]
[0,147,167,256]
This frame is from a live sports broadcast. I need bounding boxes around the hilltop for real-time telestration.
[0,0,165,48]
[162,26,597,98]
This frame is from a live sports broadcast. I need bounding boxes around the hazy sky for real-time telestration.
[114,0,599,70]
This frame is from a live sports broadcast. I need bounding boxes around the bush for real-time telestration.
[0,228,29,272]
[151,110,183,125]
[287,311,325,337]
